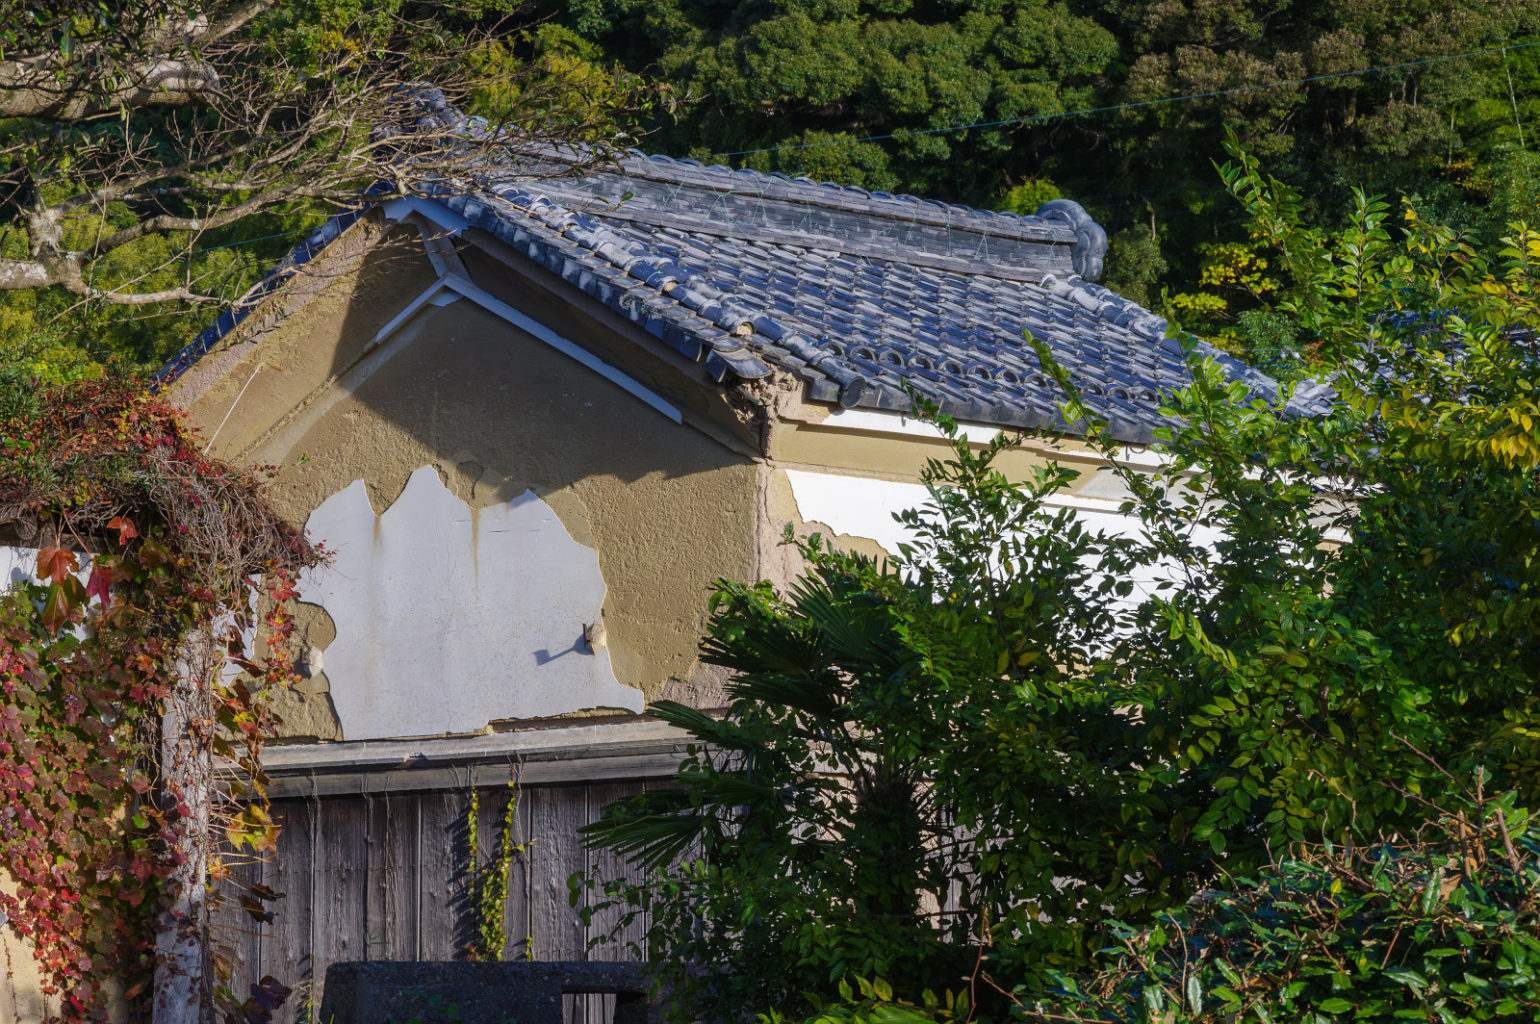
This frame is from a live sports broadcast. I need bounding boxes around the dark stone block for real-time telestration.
[318,961,660,1024]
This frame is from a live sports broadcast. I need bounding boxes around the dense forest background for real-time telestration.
[542,0,1539,362]
[8,0,1537,375]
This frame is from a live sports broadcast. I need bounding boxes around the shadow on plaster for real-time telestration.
[2,545,36,589]
[208,265,762,706]
[281,281,744,514]
[300,465,643,742]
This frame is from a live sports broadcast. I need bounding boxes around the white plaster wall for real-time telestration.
[2,544,34,590]
[784,468,1223,619]
[301,465,643,741]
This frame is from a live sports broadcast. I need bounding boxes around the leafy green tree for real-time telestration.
[0,1,656,376]
[581,151,1540,1021]
[556,0,1119,198]
[579,444,1120,1020]
[552,0,1540,313]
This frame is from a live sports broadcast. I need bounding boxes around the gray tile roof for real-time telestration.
[164,152,1331,443]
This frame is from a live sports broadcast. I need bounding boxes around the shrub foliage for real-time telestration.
[580,150,1540,1023]
[1040,788,1540,1023]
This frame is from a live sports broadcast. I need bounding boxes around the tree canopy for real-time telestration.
[549,0,1539,329]
[6,1,1534,374]
[0,1,659,378]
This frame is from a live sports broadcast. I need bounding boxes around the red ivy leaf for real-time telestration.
[105,517,138,545]
[85,564,113,611]
[41,583,71,633]
[35,547,78,585]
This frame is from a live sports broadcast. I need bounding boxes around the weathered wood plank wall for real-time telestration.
[211,780,652,1024]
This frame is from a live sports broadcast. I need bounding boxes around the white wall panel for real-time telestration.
[302,466,642,741]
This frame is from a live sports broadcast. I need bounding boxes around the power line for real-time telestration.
[706,38,1540,161]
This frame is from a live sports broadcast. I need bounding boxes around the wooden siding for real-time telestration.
[211,780,656,1024]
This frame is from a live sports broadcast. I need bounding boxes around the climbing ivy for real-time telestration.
[0,365,322,1022]
[465,776,533,963]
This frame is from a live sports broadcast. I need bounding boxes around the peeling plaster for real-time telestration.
[178,251,762,711]
[301,465,643,741]
[784,469,929,554]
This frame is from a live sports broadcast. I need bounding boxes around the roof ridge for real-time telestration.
[516,157,1107,280]
[624,151,1057,234]
[478,181,865,404]
[437,111,1073,238]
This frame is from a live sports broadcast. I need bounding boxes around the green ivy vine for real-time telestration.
[0,365,323,1022]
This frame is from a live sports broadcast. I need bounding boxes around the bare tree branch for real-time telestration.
[0,2,655,308]
[0,3,264,120]
[202,0,273,44]
[0,258,54,291]
[0,58,220,119]
[0,252,218,304]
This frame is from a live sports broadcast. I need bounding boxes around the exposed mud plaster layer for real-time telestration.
[1,872,55,1024]
[178,286,759,723]
[753,465,812,592]
[299,466,642,740]
[768,413,1111,491]
[178,225,438,465]
[171,211,399,407]
[455,245,763,456]
[263,600,343,741]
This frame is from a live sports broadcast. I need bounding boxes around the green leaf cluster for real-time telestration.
[581,150,1540,1022]
[560,0,1117,198]
[1035,793,1540,1024]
